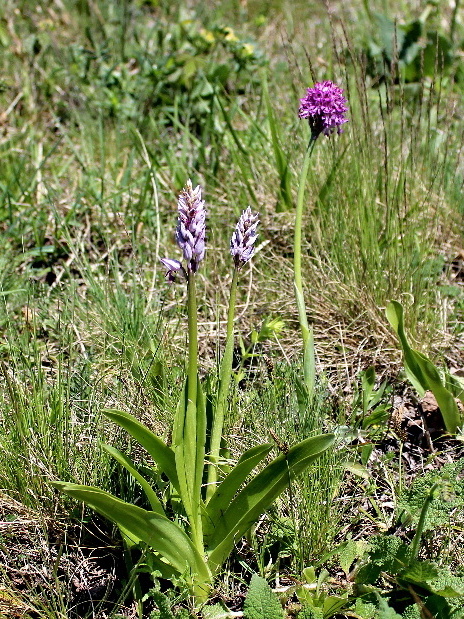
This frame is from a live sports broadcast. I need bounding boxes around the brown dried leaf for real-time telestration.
[420,391,439,413]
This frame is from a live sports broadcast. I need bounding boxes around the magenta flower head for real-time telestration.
[175,179,206,273]
[230,207,259,268]
[298,80,349,141]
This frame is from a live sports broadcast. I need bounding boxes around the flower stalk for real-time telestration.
[294,139,317,395]
[294,81,349,395]
[207,207,259,501]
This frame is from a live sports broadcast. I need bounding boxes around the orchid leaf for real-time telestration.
[172,376,207,538]
[204,443,273,539]
[386,301,462,433]
[102,409,179,490]
[207,433,334,572]
[101,444,165,516]
[52,482,211,582]
[386,301,427,396]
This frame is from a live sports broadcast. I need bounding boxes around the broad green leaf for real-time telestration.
[204,443,273,537]
[444,371,464,405]
[400,560,439,587]
[206,319,236,503]
[385,301,427,396]
[322,594,349,616]
[102,409,178,490]
[101,444,165,516]
[207,433,334,571]
[172,376,207,540]
[402,561,464,598]
[243,574,284,619]
[386,301,462,433]
[52,482,210,582]
[412,351,461,433]
[361,366,376,415]
[375,13,404,62]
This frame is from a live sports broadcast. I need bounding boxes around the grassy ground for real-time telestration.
[0,0,463,617]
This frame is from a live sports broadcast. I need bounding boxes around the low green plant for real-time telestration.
[386,300,464,434]
[294,567,348,618]
[53,181,334,605]
[361,8,460,84]
[243,574,284,619]
[235,316,285,383]
[342,470,464,618]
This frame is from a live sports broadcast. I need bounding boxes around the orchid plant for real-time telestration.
[294,81,349,396]
[53,181,334,605]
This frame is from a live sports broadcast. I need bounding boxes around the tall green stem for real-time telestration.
[185,272,204,550]
[206,268,239,502]
[187,273,198,409]
[294,139,316,395]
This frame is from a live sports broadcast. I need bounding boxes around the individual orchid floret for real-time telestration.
[230,207,259,268]
[160,257,186,283]
[175,179,206,273]
[298,80,349,140]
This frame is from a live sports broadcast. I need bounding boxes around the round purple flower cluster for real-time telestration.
[298,80,349,140]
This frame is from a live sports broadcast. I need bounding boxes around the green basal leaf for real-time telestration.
[385,301,427,396]
[101,443,165,516]
[204,443,273,538]
[386,301,462,433]
[102,409,179,490]
[243,574,284,619]
[207,433,334,571]
[52,482,211,582]
[412,350,461,433]
[172,375,207,541]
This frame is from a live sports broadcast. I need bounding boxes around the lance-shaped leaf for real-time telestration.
[52,482,211,582]
[204,443,273,539]
[172,376,207,541]
[101,444,165,516]
[206,433,335,572]
[385,301,427,396]
[386,301,462,433]
[102,409,178,491]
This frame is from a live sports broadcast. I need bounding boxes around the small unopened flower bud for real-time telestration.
[230,207,259,268]
[175,180,206,272]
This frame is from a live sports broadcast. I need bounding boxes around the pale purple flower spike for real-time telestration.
[230,207,259,268]
[175,179,206,273]
[298,80,349,140]
[160,180,206,282]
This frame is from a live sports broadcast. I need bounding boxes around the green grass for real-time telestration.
[0,0,463,616]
